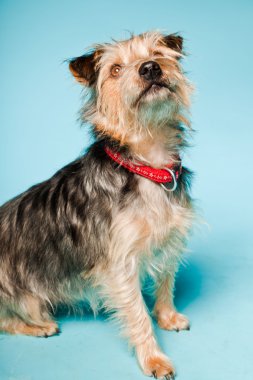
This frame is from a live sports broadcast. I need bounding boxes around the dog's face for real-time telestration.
[69,32,192,142]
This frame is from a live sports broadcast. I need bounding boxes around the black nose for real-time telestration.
[139,61,162,81]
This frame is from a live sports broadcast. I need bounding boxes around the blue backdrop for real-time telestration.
[1,1,253,379]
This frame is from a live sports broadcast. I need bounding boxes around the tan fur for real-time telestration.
[0,292,59,336]
[0,31,195,380]
[89,179,194,377]
[21,294,44,322]
[72,31,195,378]
[144,354,175,378]
[0,318,58,337]
[83,31,193,155]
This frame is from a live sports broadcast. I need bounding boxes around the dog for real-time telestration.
[0,31,195,379]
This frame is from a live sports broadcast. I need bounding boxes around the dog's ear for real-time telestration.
[162,34,183,53]
[69,50,101,86]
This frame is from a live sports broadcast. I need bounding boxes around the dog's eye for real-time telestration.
[111,64,122,77]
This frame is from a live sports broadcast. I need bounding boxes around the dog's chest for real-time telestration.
[136,177,192,248]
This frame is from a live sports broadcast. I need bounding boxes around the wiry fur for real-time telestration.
[0,31,195,378]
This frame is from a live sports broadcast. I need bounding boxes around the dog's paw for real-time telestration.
[157,310,190,332]
[0,318,60,337]
[136,337,175,379]
[37,321,61,338]
[144,356,175,379]
[22,321,60,337]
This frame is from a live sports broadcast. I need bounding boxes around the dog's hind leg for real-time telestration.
[0,294,59,337]
[0,317,59,337]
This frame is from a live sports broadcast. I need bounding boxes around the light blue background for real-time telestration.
[0,1,253,379]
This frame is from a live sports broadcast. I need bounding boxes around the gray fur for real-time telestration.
[0,137,191,320]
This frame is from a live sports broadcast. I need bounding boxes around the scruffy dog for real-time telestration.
[0,31,195,378]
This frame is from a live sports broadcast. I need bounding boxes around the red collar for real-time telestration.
[104,145,182,191]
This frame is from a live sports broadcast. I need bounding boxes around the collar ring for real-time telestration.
[160,167,177,192]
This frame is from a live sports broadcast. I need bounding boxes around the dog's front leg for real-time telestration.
[101,261,175,379]
[153,261,190,332]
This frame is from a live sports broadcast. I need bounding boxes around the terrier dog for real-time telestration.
[0,31,195,378]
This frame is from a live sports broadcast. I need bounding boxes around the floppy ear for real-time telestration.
[69,51,99,86]
[162,34,183,53]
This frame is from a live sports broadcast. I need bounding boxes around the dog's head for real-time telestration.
[69,31,192,143]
